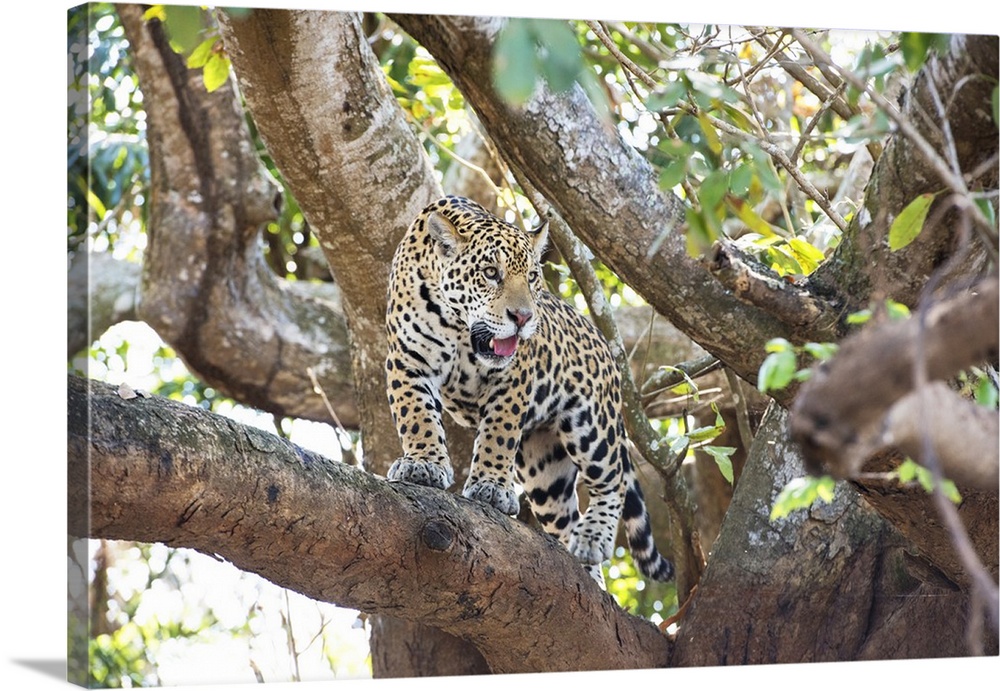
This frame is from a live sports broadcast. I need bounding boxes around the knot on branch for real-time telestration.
[422,519,456,551]
[704,240,841,331]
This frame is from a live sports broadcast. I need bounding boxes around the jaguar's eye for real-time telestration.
[483,266,500,281]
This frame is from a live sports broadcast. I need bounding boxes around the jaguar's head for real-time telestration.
[425,198,548,368]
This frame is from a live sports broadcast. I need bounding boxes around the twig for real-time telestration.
[790,29,995,242]
[641,354,721,397]
[671,101,849,233]
[410,115,505,201]
[282,589,302,681]
[751,30,881,162]
[723,368,755,454]
[791,80,848,165]
[306,366,357,465]
[725,29,792,86]
[585,20,657,90]
[909,218,999,651]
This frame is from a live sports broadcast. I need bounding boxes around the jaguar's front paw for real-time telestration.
[462,479,520,516]
[387,456,455,490]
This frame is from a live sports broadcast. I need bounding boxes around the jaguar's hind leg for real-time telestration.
[517,429,584,555]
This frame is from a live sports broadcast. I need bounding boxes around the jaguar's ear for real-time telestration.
[426,211,467,257]
[528,220,549,261]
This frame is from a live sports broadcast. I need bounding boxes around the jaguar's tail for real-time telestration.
[621,459,675,582]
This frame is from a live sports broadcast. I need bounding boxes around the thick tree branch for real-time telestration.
[68,375,671,674]
[789,275,998,482]
[68,252,140,358]
[117,5,358,426]
[671,404,995,663]
[216,8,444,471]
[704,240,843,329]
[883,382,999,491]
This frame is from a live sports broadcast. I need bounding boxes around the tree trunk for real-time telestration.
[117,5,359,427]
[214,7,487,675]
[671,404,995,664]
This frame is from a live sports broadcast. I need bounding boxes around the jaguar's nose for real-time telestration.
[508,308,533,327]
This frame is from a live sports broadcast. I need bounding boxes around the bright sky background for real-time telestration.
[3,0,997,690]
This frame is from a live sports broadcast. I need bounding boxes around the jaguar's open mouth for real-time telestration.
[471,322,519,359]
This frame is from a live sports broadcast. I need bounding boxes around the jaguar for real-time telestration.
[384,195,674,585]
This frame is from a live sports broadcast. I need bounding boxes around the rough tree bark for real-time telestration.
[117,5,359,427]
[69,375,670,674]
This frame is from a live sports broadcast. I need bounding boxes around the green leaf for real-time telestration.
[751,150,782,195]
[202,54,231,93]
[697,111,723,155]
[975,376,999,408]
[975,196,997,229]
[728,164,753,197]
[758,349,797,393]
[687,405,726,444]
[765,337,793,353]
[900,33,951,72]
[846,308,872,325]
[885,299,912,320]
[186,37,216,69]
[727,197,777,237]
[684,206,714,257]
[802,342,838,362]
[698,168,730,212]
[658,159,687,191]
[531,19,583,92]
[992,85,999,129]
[896,458,919,483]
[888,193,935,250]
[893,459,963,503]
[766,244,804,277]
[787,237,826,275]
[900,32,932,72]
[703,446,736,484]
[493,19,538,105]
[162,4,206,56]
[770,475,837,521]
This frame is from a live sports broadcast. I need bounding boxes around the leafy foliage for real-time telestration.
[69,3,149,258]
[893,458,962,504]
[144,4,241,93]
[493,18,591,105]
[770,475,837,521]
[606,547,678,623]
[757,337,838,393]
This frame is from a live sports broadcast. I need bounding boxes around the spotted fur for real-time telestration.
[385,195,674,585]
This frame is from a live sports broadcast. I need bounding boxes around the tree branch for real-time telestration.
[704,240,844,329]
[789,274,998,481]
[809,32,998,307]
[68,375,671,674]
[117,5,358,425]
[68,252,140,358]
